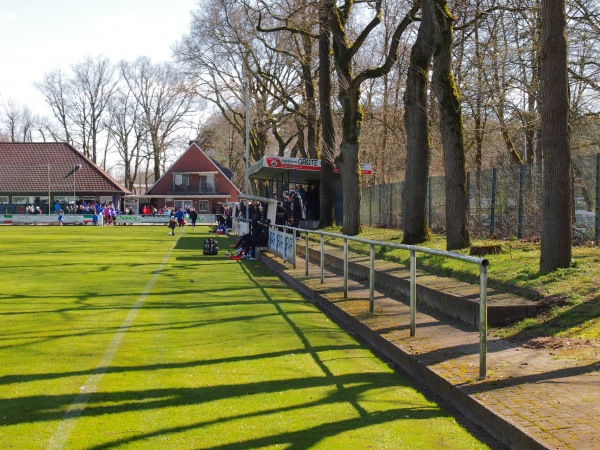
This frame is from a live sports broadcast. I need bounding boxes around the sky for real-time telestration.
[0,0,198,116]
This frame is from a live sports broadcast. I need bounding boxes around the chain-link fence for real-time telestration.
[362,153,600,241]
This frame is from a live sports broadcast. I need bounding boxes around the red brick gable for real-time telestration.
[147,143,239,198]
[0,142,129,194]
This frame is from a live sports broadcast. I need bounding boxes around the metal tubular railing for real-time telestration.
[240,219,490,379]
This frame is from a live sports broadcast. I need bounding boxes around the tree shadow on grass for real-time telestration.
[2,238,496,449]
[88,403,440,450]
[510,294,600,339]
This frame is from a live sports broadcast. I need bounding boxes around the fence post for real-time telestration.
[378,185,383,227]
[410,250,416,337]
[369,244,375,314]
[490,168,497,236]
[369,187,373,227]
[467,172,471,222]
[389,183,393,227]
[572,168,576,226]
[518,164,525,239]
[596,154,600,242]
[428,177,433,229]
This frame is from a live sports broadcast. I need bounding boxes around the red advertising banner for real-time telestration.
[264,156,372,174]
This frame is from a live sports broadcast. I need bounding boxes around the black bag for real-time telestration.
[203,238,219,255]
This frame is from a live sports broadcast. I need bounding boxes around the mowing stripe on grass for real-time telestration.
[46,232,183,450]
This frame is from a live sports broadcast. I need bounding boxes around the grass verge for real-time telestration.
[316,226,599,344]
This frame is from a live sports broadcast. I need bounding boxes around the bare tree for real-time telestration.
[36,56,117,165]
[328,0,419,235]
[430,0,471,250]
[120,57,197,181]
[196,114,247,188]
[1,99,38,142]
[175,0,299,193]
[70,56,118,166]
[36,69,73,145]
[318,0,336,227]
[106,89,147,191]
[540,0,571,272]
[402,0,434,244]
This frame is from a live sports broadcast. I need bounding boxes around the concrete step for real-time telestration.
[295,242,538,327]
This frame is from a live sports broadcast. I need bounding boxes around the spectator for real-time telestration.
[189,208,198,229]
[230,219,270,260]
[283,193,293,221]
[175,208,185,228]
[275,201,289,227]
[291,191,305,239]
[168,215,177,236]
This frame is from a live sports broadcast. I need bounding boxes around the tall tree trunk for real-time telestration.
[402,0,434,244]
[338,81,362,236]
[319,0,336,228]
[302,33,319,159]
[430,0,470,250]
[539,0,571,272]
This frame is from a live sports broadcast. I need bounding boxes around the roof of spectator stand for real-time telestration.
[0,142,130,194]
[248,155,372,185]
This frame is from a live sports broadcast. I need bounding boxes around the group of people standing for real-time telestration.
[168,207,200,236]
[56,201,120,226]
[275,189,307,238]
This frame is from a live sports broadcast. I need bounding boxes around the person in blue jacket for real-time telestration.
[175,208,185,228]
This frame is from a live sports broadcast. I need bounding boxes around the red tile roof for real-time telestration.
[0,142,129,194]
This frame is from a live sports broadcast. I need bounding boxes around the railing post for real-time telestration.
[292,228,296,269]
[305,231,309,276]
[518,164,525,239]
[479,261,489,380]
[410,250,416,337]
[320,234,325,284]
[369,187,373,227]
[428,177,433,229]
[467,172,471,221]
[596,153,600,242]
[378,185,383,227]
[389,183,393,227]
[369,244,375,314]
[490,168,497,236]
[343,238,348,299]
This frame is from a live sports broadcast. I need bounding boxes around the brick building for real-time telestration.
[0,142,129,214]
[129,141,239,214]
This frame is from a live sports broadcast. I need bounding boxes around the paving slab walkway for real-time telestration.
[258,246,600,450]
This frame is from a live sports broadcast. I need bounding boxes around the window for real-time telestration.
[174,200,194,210]
[0,196,8,204]
[174,174,189,186]
[99,196,113,204]
[198,200,209,212]
[54,196,77,204]
[12,196,31,204]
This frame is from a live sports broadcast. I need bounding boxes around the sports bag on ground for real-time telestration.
[203,238,219,255]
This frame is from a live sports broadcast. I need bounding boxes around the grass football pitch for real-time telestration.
[0,225,489,449]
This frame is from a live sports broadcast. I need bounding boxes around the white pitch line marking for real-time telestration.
[47,235,181,450]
